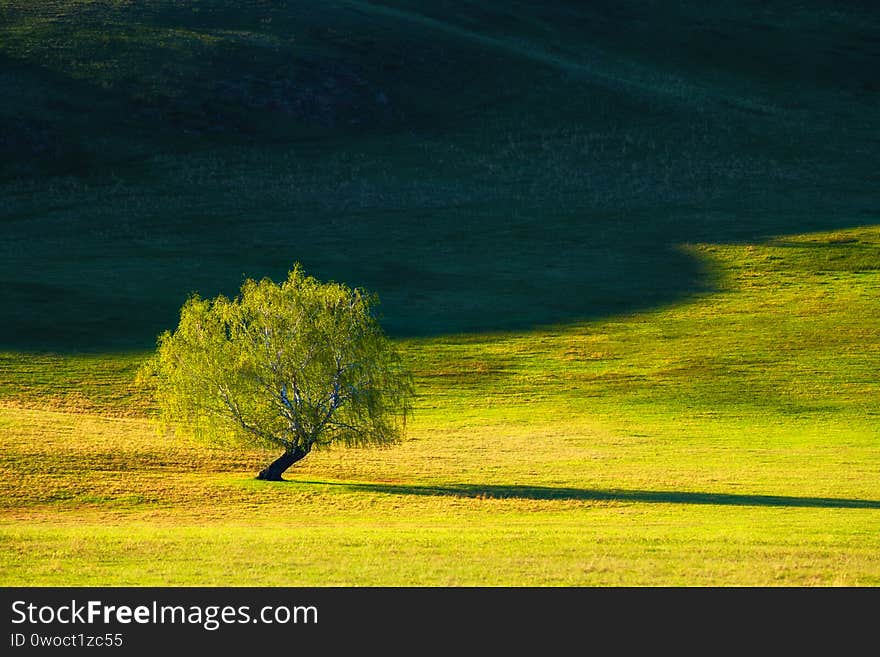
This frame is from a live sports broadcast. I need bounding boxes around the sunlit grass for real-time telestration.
[2,226,878,585]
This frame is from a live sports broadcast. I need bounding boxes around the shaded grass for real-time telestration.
[307,482,880,510]
[1,2,878,348]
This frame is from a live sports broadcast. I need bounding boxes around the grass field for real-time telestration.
[1,1,879,585]
[3,226,878,585]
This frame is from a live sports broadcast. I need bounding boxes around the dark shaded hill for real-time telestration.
[1,1,878,349]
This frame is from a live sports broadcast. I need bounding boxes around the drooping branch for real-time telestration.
[218,385,284,447]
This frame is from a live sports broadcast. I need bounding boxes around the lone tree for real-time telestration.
[139,265,414,480]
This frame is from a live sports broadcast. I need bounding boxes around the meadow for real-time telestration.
[1,1,878,585]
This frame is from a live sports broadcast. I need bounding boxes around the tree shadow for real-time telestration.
[299,480,880,510]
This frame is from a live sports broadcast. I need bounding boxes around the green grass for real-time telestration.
[2,226,879,585]
[0,1,878,585]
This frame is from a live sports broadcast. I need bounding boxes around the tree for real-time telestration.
[138,265,414,481]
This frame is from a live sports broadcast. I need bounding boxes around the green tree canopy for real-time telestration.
[139,265,414,480]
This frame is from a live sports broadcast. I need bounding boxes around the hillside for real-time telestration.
[1,0,878,349]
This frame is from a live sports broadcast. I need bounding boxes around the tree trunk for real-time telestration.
[256,446,309,481]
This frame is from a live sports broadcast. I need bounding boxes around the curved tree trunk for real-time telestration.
[256,446,309,481]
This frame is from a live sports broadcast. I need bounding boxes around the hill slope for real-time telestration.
[1,0,878,348]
